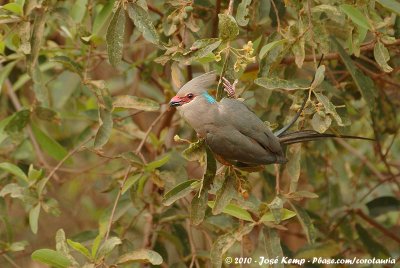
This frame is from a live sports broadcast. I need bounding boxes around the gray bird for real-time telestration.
[170,72,370,166]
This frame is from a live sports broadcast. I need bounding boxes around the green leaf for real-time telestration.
[145,155,170,172]
[355,224,390,258]
[376,0,400,15]
[0,115,13,144]
[67,239,91,259]
[191,146,216,225]
[29,8,48,95]
[29,203,41,234]
[340,4,371,30]
[289,22,306,68]
[34,106,60,123]
[28,165,43,182]
[91,233,104,259]
[259,39,285,59]
[289,191,319,199]
[51,56,83,76]
[185,40,222,64]
[0,61,17,95]
[117,249,163,265]
[9,241,28,252]
[311,112,332,133]
[31,249,72,268]
[94,108,113,149]
[18,21,31,54]
[2,3,23,15]
[31,124,69,161]
[290,203,316,244]
[92,1,115,35]
[267,196,283,222]
[0,183,24,199]
[311,65,325,89]
[255,77,307,91]
[236,0,252,26]
[56,229,78,267]
[120,152,143,168]
[260,208,296,223]
[218,14,239,41]
[0,162,28,183]
[70,0,88,23]
[113,95,160,111]
[182,139,205,161]
[127,3,159,44]
[210,224,254,267]
[31,65,50,106]
[366,196,400,217]
[106,6,126,67]
[212,170,237,215]
[121,173,144,194]
[374,41,393,73]
[314,93,344,126]
[285,143,302,193]
[264,228,284,268]
[295,241,341,258]
[208,202,254,222]
[97,237,122,258]
[163,179,200,206]
[190,38,221,51]
[4,109,30,135]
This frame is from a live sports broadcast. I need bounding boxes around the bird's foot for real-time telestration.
[222,77,238,98]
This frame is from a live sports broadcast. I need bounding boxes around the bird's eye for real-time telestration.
[187,93,194,99]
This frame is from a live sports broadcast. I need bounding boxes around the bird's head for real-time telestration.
[169,71,217,107]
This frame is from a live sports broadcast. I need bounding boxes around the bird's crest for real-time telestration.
[177,71,217,96]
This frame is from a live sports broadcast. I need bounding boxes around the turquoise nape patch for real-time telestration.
[202,92,217,104]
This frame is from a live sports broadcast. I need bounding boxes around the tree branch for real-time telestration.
[105,165,132,241]
[355,209,400,245]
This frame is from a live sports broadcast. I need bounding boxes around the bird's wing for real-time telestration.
[178,71,217,95]
[205,125,285,165]
[218,98,284,156]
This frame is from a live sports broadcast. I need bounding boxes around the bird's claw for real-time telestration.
[222,77,238,98]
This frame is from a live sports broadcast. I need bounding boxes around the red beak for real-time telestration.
[169,96,182,107]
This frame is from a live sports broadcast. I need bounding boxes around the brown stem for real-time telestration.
[335,139,386,182]
[270,0,281,34]
[281,39,400,64]
[355,209,400,245]
[40,136,94,190]
[228,0,234,15]
[212,0,221,37]
[135,109,168,157]
[104,165,132,241]
[274,164,280,194]
[148,3,163,17]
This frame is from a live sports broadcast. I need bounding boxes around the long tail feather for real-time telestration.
[278,130,374,145]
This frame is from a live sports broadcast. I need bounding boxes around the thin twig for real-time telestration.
[104,165,132,241]
[274,164,280,194]
[135,109,168,156]
[186,220,200,268]
[281,39,400,64]
[2,254,21,268]
[356,209,400,244]
[228,0,234,15]
[335,139,385,182]
[270,0,281,34]
[212,0,222,37]
[306,0,317,69]
[41,136,94,187]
